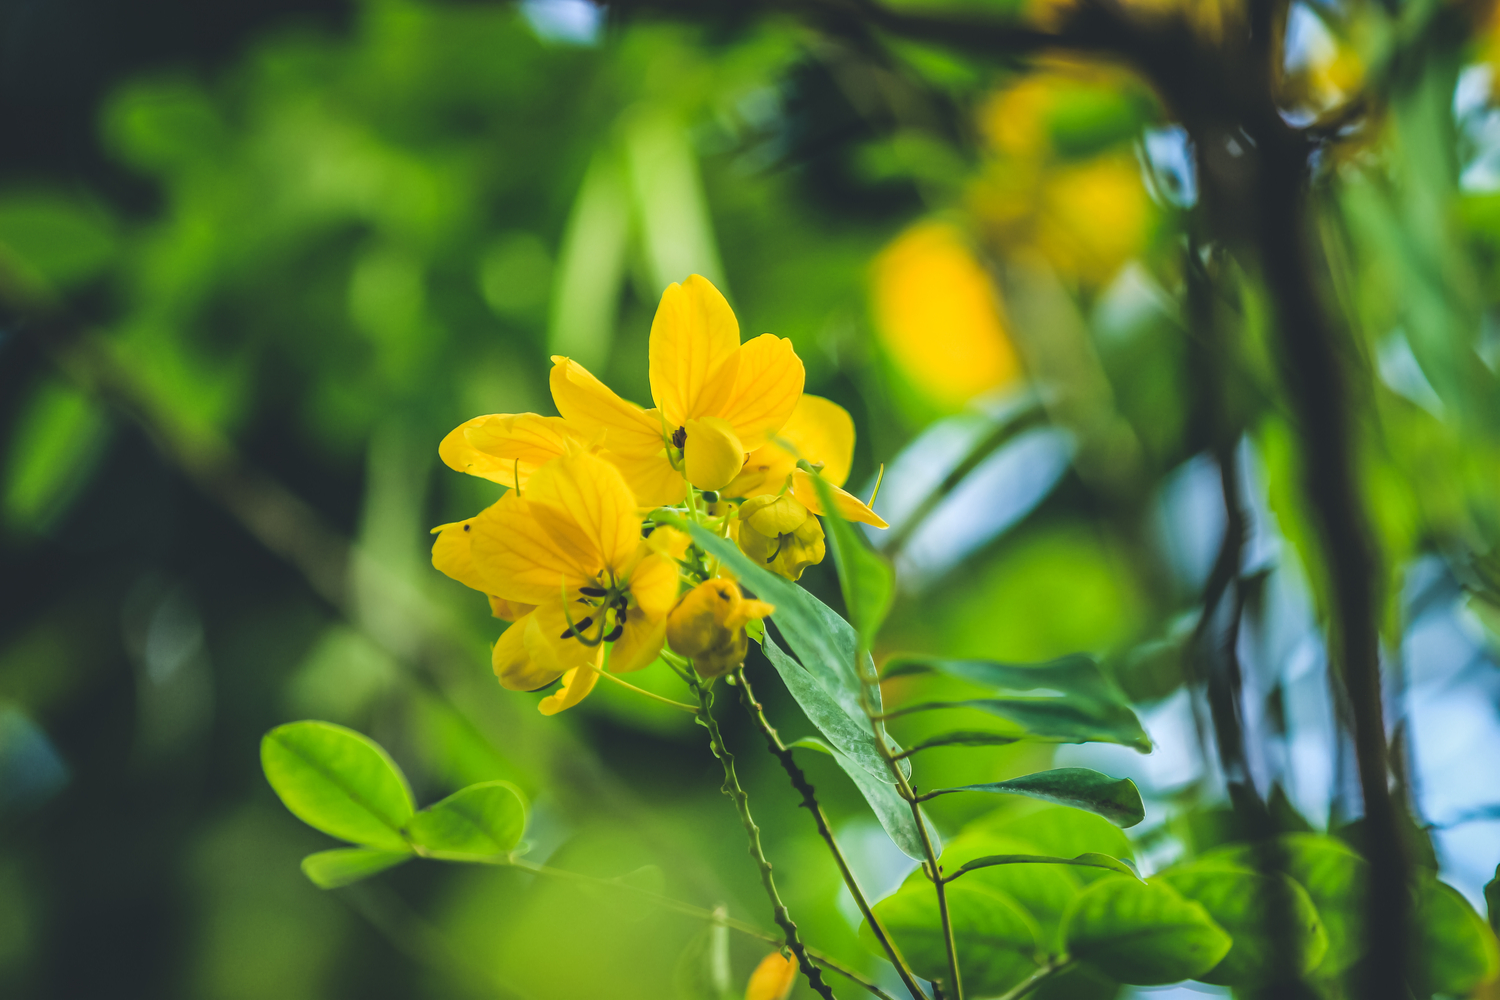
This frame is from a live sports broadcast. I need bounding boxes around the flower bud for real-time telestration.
[744,952,797,1000]
[666,579,774,678]
[736,495,826,581]
[682,416,745,491]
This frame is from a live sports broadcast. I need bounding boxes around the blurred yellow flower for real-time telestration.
[452,449,681,714]
[665,579,774,678]
[551,274,806,500]
[871,220,1021,409]
[744,952,798,1000]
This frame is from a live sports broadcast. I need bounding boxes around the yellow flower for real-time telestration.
[551,275,806,500]
[666,579,774,678]
[458,449,681,714]
[737,494,827,581]
[438,412,580,490]
[744,952,798,1000]
[725,393,888,529]
[430,514,538,621]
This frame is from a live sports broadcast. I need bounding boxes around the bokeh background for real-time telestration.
[3,0,1500,996]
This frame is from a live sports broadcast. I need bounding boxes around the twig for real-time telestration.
[992,957,1073,1000]
[735,668,931,1000]
[688,675,839,1000]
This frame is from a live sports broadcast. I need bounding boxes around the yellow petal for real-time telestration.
[492,612,558,691]
[470,492,597,606]
[526,451,640,573]
[778,394,855,486]
[683,416,745,492]
[791,469,889,529]
[550,357,666,459]
[609,611,666,674]
[628,551,684,621]
[439,413,575,487]
[648,275,742,427]
[645,525,691,562]
[431,517,493,593]
[740,493,809,537]
[717,334,804,449]
[745,952,798,1000]
[487,596,536,622]
[538,664,600,715]
[604,436,688,507]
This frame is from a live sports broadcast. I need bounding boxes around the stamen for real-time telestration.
[603,623,624,642]
[671,426,686,449]
[580,586,607,597]
[641,523,656,537]
[560,616,594,639]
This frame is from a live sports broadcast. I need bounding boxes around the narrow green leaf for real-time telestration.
[300,848,412,889]
[404,780,527,859]
[1157,862,1327,987]
[884,654,1151,752]
[790,737,934,860]
[261,721,415,851]
[926,768,1145,828]
[1064,876,1232,985]
[899,731,1022,755]
[1409,876,1500,997]
[952,853,1140,882]
[762,633,908,782]
[866,875,1042,996]
[802,466,894,649]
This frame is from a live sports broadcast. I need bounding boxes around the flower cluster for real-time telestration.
[432,275,886,713]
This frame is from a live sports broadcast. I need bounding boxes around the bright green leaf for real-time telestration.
[300,848,412,889]
[1486,865,1499,937]
[1409,876,1500,997]
[802,466,894,649]
[261,721,415,852]
[951,853,1140,883]
[884,654,1151,752]
[790,736,934,860]
[926,768,1145,828]
[866,876,1042,996]
[961,803,1137,866]
[404,780,527,859]
[1157,862,1327,986]
[1064,876,1231,985]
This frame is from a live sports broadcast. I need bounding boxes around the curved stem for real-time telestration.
[688,674,838,1000]
[592,668,700,713]
[735,668,931,1000]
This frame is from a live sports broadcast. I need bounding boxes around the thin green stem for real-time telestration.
[992,958,1072,1000]
[592,668,699,712]
[735,668,930,1000]
[689,674,838,1000]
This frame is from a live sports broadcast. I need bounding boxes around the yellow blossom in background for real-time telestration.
[744,952,798,1000]
[442,449,680,714]
[871,220,1021,409]
[551,274,806,500]
[665,579,774,677]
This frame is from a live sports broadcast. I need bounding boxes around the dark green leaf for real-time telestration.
[951,853,1140,883]
[404,780,527,858]
[762,633,908,782]
[1409,876,1500,996]
[884,654,1151,752]
[925,768,1144,828]
[261,721,415,851]
[866,875,1042,996]
[1064,876,1232,985]
[1157,862,1327,986]
[897,731,1022,755]
[802,466,894,649]
[1486,865,1500,937]
[300,848,412,889]
[790,736,934,860]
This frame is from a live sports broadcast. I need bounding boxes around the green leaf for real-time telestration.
[790,737,934,860]
[1486,864,1500,937]
[300,848,412,889]
[866,875,1042,996]
[762,633,908,782]
[404,780,527,858]
[898,731,1021,755]
[261,721,415,851]
[681,520,875,720]
[673,918,733,1000]
[1156,862,1327,986]
[961,803,1136,867]
[1409,876,1500,997]
[951,853,1140,883]
[884,654,1151,752]
[1063,876,1232,985]
[801,466,894,649]
[926,768,1145,828]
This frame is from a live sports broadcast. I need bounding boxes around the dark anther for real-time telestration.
[767,535,786,563]
[701,490,718,503]
[603,623,624,642]
[613,596,628,610]
[671,426,686,449]
[580,586,607,597]
[560,616,593,639]
[462,524,470,532]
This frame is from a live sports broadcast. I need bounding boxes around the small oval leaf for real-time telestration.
[1064,876,1232,985]
[404,780,527,858]
[300,848,412,889]
[926,768,1145,828]
[262,721,415,851]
